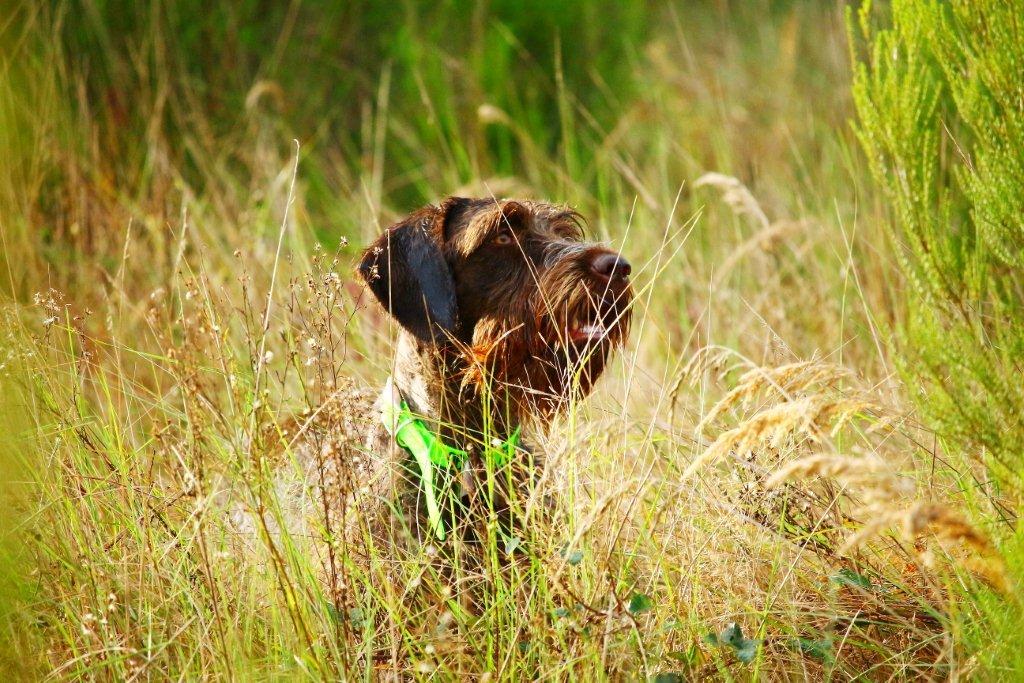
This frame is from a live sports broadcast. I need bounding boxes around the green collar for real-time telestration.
[381,397,520,540]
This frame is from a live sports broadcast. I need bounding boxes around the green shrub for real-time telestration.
[851,0,1024,499]
[852,2,1024,673]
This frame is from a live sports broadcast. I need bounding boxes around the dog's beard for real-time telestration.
[462,274,632,420]
[538,279,631,351]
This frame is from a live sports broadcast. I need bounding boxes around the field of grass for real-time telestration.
[1,0,1021,679]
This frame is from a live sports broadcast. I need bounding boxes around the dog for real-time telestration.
[236,197,633,594]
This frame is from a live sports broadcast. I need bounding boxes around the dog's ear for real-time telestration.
[358,206,459,344]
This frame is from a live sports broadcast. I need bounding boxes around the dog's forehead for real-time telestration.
[526,202,587,238]
[443,198,584,253]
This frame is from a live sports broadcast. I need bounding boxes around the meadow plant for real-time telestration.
[0,1,1021,678]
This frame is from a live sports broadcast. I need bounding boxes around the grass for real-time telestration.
[1,0,1020,679]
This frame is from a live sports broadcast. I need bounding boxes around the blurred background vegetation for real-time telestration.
[2,0,856,307]
[2,0,1022,678]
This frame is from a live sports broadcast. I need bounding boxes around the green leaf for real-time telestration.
[503,535,522,555]
[707,622,760,664]
[793,636,835,664]
[830,568,872,590]
[560,546,584,565]
[552,607,570,618]
[719,622,743,646]
[628,593,654,615]
[651,673,684,683]
[735,639,759,664]
[325,602,343,624]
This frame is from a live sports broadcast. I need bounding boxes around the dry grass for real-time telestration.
[1,2,1018,679]
[4,173,1006,679]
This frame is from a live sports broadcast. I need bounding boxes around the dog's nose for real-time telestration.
[589,252,631,282]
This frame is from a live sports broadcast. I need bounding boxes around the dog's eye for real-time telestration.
[493,231,514,246]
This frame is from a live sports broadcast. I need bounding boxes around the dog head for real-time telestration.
[359,197,633,420]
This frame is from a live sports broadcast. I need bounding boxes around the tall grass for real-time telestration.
[1,0,1019,678]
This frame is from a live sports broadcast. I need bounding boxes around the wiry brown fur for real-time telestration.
[361,197,632,436]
